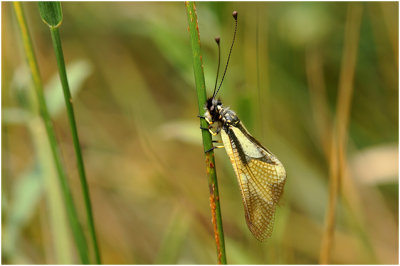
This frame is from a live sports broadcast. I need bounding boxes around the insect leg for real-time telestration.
[205,117,213,124]
[204,145,224,153]
[200,126,219,136]
[209,129,218,136]
[197,115,213,125]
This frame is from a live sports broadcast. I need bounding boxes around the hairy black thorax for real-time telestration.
[205,97,240,128]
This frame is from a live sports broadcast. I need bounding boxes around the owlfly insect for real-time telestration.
[200,11,287,241]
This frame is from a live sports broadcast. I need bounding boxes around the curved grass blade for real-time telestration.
[13,2,89,264]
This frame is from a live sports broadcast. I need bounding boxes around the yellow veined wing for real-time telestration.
[201,9,286,241]
[220,122,286,241]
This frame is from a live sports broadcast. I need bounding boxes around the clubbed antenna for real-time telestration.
[214,11,238,98]
[212,37,221,98]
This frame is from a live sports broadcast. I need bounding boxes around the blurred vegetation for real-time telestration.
[2,2,398,264]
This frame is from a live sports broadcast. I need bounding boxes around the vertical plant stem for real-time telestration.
[185,2,227,264]
[13,2,89,264]
[255,9,264,138]
[319,3,363,264]
[48,25,101,264]
[305,47,332,159]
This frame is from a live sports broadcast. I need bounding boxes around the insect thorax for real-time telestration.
[204,97,240,129]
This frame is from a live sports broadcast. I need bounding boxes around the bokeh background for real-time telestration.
[2,2,398,264]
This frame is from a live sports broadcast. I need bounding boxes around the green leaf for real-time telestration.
[158,120,201,146]
[6,60,92,121]
[45,60,93,117]
[3,165,44,259]
[38,2,63,28]
[2,108,32,124]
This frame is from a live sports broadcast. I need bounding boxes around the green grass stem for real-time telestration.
[185,2,227,264]
[13,2,89,264]
[37,2,101,264]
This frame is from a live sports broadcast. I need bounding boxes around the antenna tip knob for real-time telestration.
[232,11,238,20]
[215,37,220,44]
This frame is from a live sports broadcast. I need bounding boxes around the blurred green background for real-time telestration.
[2,2,398,264]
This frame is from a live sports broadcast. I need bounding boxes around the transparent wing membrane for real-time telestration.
[221,124,286,241]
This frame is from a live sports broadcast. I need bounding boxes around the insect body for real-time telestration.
[202,11,286,241]
[204,97,286,241]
